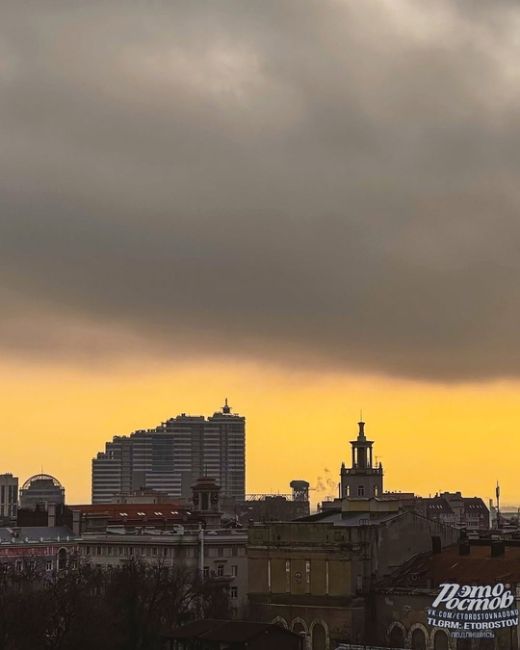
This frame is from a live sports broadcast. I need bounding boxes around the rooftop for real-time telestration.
[381,542,520,587]
[0,526,75,544]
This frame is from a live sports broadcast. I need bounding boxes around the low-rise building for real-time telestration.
[372,540,520,650]
[0,526,78,572]
[78,528,248,616]
[248,506,459,650]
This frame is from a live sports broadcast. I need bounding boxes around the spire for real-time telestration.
[357,419,366,440]
[222,398,231,414]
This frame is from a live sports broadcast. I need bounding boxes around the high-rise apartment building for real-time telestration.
[92,401,245,504]
[0,474,18,521]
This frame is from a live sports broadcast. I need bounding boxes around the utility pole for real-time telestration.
[496,481,501,530]
[199,522,205,575]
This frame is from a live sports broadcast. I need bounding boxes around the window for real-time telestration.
[203,566,209,578]
[217,547,224,557]
[231,546,238,557]
[357,485,365,497]
[231,565,238,577]
[46,560,53,571]
[217,564,224,577]
[152,547,157,556]
[230,586,238,599]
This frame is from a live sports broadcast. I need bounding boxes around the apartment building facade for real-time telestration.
[92,402,245,503]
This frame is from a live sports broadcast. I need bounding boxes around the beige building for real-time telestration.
[247,507,459,650]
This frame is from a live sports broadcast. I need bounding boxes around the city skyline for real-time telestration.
[2,2,520,509]
[2,368,517,507]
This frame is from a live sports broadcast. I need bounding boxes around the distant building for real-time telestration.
[78,477,249,616]
[19,474,65,510]
[222,481,311,526]
[325,421,489,532]
[413,492,489,530]
[92,401,245,503]
[0,526,77,572]
[0,474,18,522]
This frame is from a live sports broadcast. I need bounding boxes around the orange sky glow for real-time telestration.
[3,357,517,509]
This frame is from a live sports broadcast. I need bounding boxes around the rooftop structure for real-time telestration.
[19,474,65,510]
[340,421,383,499]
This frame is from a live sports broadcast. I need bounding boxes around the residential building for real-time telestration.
[79,475,249,616]
[19,474,65,510]
[78,527,248,616]
[0,473,18,522]
[92,401,245,503]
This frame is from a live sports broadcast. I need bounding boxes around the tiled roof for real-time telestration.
[381,543,520,587]
[70,503,198,522]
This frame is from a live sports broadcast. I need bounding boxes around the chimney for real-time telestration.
[72,510,81,537]
[48,503,56,528]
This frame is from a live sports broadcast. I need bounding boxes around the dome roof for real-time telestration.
[21,473,63,490]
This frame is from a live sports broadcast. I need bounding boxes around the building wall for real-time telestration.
[78,530,249,616]
[247,514,459,650]
[371,590,518,650]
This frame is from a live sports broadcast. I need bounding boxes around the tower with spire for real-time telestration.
[340,420,383,499]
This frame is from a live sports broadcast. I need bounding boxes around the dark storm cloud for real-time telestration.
[2,0,520,380]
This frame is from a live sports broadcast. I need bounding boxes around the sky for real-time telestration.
[1,0,520,505]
